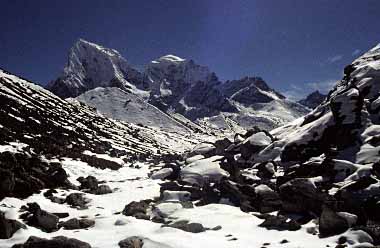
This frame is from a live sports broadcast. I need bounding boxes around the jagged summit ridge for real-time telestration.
[298,90,327,109]
[47,38,145,98]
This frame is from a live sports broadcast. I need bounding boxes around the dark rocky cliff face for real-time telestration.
[298,90,327,109]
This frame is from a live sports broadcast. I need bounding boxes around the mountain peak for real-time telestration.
[298,90,326,109]
[47,40,143,98]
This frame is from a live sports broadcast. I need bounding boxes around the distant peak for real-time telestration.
[310,90,322,95]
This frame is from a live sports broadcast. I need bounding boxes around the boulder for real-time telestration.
[240,132,273,159]
[163,220,206,233]
[21,203,59,232]
[0,211,25,239]
[188,143,216,157]
[77,176,98,190]
[160,190,191,202]
[0,168,15,198]
[259,214,301,231]
[279,178,325,214]
[319,205,349,237]
[214,138,232,155]
[91,185,112,195]
[151,168,174,180]
[122,200,151,218]
[180,156,229,187]
[152,202,183,218]
[60,218,95,230]
[118,236,143,248]
[255,162,277,180]
[254,184,282,213]
[12,235,91,248]
[65,193,89,208]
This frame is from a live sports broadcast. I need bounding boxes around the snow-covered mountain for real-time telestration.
[47,39,308,132]
[47,39,147,98]
[146,55,237,120]
[72,87,203,133]
[219,76,285,103]
[200,77,308,131]
[298,90,327,109]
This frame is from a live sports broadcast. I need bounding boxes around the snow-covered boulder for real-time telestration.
[151,168,174,180]
[180,156,229,186]
[160,190,191,202]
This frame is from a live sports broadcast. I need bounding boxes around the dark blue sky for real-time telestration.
[1,0,379,99]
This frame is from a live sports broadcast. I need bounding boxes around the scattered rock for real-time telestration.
[163,220,206,233]
[259,214,301,231]
[114,219,129,226]
[118,236,144,248]
[20,203,59,232]
[78,176,98,190]
[319,205,349,238]
[65,193,89,208]
[12,235,91,248]
[151,168,174,180]
[160,190,191,202]
[122,200,151,218]
[92,185,112,195]
[60,218,95,230]
[0,211,25,239]
[279,178,325,214]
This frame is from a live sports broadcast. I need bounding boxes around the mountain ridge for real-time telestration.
[47,39,308,131]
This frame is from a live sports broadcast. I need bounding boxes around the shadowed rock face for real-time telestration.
[219,77,285,102]
[298,90,327,109]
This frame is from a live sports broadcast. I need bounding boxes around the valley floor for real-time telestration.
[0,156,368,248]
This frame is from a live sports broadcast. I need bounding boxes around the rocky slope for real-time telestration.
[48,39,308,132]
[72,87,200,133]
[0,68,208,201]
[298,90,327,109]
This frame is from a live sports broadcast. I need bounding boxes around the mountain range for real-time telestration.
[48,39,309,132]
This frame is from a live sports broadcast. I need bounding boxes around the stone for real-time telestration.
[65,193,89,208]
[60,218,95,230]
[151,168,174,180]
[279,178,325,214]
[118,236,144,248]
[164,220,206,233]
[319,205,349,238]
[122,200,150,217]
[11,235,91,248]
[78,176,98,190]
[160,190,191,202]
[259,215,301,231]
[21,203,59,232]
[0,211,25,239]
[114,219,128,226]
[91,185,112,195]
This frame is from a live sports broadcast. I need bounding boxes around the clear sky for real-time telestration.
[1,0,379,99]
